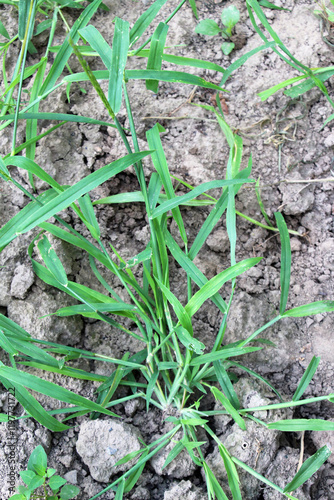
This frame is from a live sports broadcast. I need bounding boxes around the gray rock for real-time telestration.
[76,419,142,482]
[282,184,314,216]
[206,228,229,253]
[164,480,206,500]
[63,470,78,484]
[10,264,34,299]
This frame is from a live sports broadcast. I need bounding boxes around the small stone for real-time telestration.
[290,237,301,252]
[59,454,73,468]
[324,133,334,148]
[63,470,78,484]
[10,264,34,299]
[206,228,229,253]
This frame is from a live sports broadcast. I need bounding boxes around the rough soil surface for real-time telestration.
[1,0,334,499]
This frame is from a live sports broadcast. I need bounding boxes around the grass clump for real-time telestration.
[0,0,334,499]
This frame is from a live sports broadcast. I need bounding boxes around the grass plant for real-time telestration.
[1,0,334,499]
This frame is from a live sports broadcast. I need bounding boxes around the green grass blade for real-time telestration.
[282,300,334,318]
[147,171,163,211]
[0,366,117,417]
[18,0,30,41]
[293,356,321,402]
[175,326,205,354]
[0,19,10,39]
[283,446,331,493]
[213,360,240,409]
[258,75,305,101]
[0,375,70,431]
[0,189,59,251]
[0,314,31,339]
[146,369,159,412]
[247,0,286,45]
[40,0,103,94]
[38,223,153,308]
[3,151,151,243]
[267,419,334,431]
[322,113,334,128]
[21,361,107,382]
[120,247,152,270]
[0,365,118,416]
[0,156,10,179]
[134,50,225,74]
[220,41,276,85]
[0,330,18,356]
[203,461,229,500]
[162,441,184,470]
[218,443,242,500]
[146,22,169,93]
[0,60,44,100]
[109,18,130,114]
[188,0,198,18]
[55,303,137,317]
[185,258,261,317]
[259,0,290,10]
[4,156,63,191]
[78,193,100,239]
[115,478,125,500]
[284,67,334,99]
[165,230,227,313]
[226,151,236,266]
[150,178,253,219]
[232,457,299,499]
[275,212,291,314]
[190,347,262,366]
[93,191,145,204]
[211,386,246,430]
[79,25,112,68]
[129,0,168,47]
[147,124,187,244]
[126,69,225,91]
[189,163,252,260]
[37,234,68,286]
[8,337,59,367]
[1,112,116,128]
[156,279,193,334]
[228,361,282,400]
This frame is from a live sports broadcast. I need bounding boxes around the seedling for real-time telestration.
[195,5,240,55]
[9,445,80,500]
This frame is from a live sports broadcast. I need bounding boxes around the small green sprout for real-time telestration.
[9,445,80,500]
[195,5,240,55]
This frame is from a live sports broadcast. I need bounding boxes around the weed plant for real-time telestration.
[1,0,334,499]
[195,5,240,55]
[9,445,80,500]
